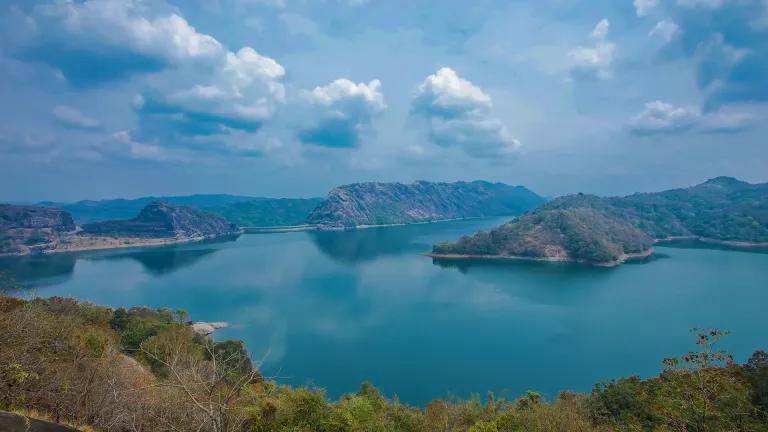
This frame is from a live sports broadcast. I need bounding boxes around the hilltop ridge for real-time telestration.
[307,180,545,229]
[431,177,768,266]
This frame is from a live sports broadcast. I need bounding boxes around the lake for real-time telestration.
[2,217,768,405]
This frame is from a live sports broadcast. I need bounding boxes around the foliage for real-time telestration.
[205,198,324,227]
[435,176,768,264]
[2,295,768,432]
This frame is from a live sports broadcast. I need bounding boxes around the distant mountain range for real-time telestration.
[431,177,768,266]
[39,194,259,223]
[3,180,544,255]
[307,181,545,228]
[35,181,544,230]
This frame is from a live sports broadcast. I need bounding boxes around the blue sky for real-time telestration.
[0,0,766,201]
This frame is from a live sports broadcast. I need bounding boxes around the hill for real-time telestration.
[40,194,258,223]
[204,197,323,227]
[0,205,76,255]
[432,177,768,266]
[307,180,545,229]
[81,202,240,239]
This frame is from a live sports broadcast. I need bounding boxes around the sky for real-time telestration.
[0,0,766,202]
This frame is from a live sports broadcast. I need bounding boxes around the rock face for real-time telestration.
[81,202,241,239]
[306,181,545,228]
[0,205,75,231]
[432,177,768,265]
[0,205,76,255]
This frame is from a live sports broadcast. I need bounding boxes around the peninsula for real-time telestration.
[430,177,768,266]
[0,202,241,256]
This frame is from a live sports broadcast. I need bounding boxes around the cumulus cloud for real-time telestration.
[629,100,756,134]
[568,19,615,79]
[299,79,385,148]
[52,105,100,129]
[9,1,287,145]
[649,20,681,42]
[635,0,660,16]
[138,46,286,136]
[410,67,519,158]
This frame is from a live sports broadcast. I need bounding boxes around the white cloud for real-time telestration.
[568,19,615,79]
[307,79,385,110]
[156,46,287,126]
[299,79,386,148]
[22,1,287,137]
[410,67,520,158]
[52,105,100,129]
[36,1,223,63]
[629,101,756,134]
[634,0,660,16]
[649,20,681,42]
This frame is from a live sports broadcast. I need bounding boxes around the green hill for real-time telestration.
[433,177,768,265]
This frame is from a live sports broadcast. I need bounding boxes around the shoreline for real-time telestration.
[424,248,654,268]
[313,216,498,231]
[654,236,768,248]
[0,231,242,258]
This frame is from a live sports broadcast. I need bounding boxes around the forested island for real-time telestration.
[431,177,768,266]
[1,293,767,432]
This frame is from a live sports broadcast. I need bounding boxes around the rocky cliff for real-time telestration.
[0,205,76,255]
[81,202,241,239]
[0,205,75,231]
[306,181,545,228]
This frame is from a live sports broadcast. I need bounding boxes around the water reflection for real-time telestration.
[93,247,219,276]
[307,217,510,264]
[0,253,76,287]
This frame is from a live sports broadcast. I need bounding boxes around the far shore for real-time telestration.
[0,231,242,258]
[424,248,653,268]
[654,236,768,248]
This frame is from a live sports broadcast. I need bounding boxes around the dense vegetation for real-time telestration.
[307,181,545,228]
[2,292,767,431]
[204,198,324,227]
[434,177,768,264]
[434,207,653,264]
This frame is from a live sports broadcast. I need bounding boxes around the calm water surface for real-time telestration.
[2,217,768,405]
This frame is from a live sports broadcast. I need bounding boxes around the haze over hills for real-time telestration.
[432,177,768,266]
[39,194,261,224]
[307,180,546,228]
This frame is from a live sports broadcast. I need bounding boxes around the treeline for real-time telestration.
[1,295,767,431]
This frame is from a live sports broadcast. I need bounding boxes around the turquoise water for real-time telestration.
[2,217,768,405]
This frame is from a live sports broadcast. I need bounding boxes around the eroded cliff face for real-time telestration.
[0,205,76,255]
[0,205,75,231]
[81,202,241,239]
[306,181,545,228]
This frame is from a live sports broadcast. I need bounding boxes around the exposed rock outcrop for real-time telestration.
[0,205,75,231]
[0,205,76,255]
[307,180,545,229]
[81,202,241,239]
